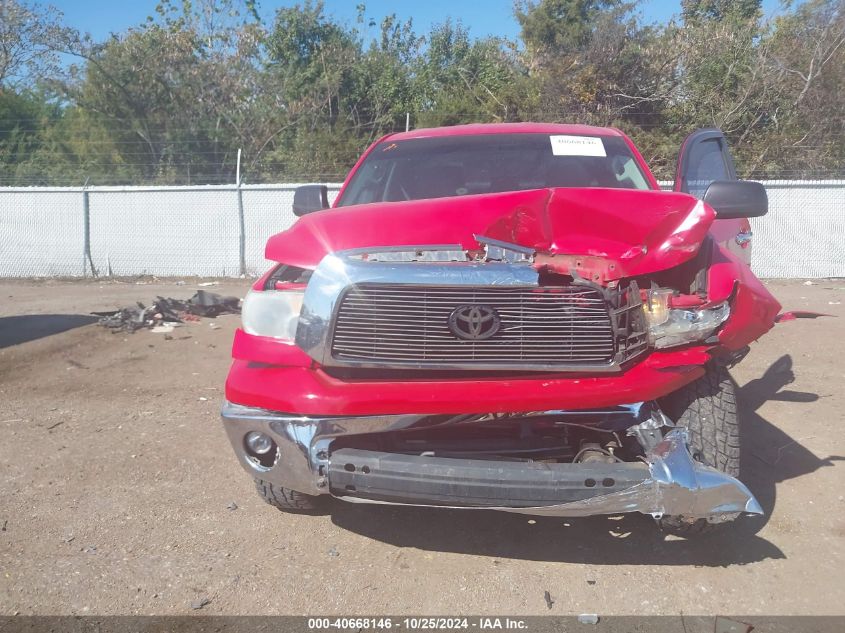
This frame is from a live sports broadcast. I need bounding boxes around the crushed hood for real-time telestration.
[265,187,714,282]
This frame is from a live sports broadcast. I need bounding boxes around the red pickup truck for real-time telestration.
[221,123,780,536]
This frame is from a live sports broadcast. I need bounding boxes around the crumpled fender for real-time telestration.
[707,243,781,350]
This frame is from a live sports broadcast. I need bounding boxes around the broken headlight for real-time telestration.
[241,289,304,341]
[645,289,730,349]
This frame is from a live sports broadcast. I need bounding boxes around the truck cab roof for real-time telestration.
[385,122,625,142]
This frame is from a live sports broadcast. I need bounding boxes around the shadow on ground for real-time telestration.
[330,355,842,566]
[737,354,843,538]
[0,314,98,349]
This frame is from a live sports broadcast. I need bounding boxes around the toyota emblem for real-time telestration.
[448,305,501,341]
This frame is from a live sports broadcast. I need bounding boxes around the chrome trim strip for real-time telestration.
[340,244,467,262]
[473,234,534,263]
[341,244,465,255]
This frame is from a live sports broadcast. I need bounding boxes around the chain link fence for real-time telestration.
[0,184,341,278]
[744,181,845,278]
[1,181,842,278]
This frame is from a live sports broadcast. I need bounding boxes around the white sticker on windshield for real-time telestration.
[549,135,606,157]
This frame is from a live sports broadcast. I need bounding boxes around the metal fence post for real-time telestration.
[237,184,246,276]
[81,179,98,277]
[236,148,247,276]
[82,186,90,277]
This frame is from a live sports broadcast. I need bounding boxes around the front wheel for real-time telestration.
[657,363,741,536]
[253,477,325,513]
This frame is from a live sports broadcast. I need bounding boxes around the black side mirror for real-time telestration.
[702,180,767,219]
[293,185,329,216]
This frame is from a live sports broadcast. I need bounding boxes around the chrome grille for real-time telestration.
[330,284,616,368]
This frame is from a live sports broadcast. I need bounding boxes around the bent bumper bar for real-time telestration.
[329,448,652,507]
[221,401,762,522]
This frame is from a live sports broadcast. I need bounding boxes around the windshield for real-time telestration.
[337,133,651,206]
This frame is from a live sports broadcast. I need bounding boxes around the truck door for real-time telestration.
[674,128,752,263]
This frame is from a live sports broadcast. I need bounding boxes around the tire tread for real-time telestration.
[657,363,741,536]
[253,477,323,512]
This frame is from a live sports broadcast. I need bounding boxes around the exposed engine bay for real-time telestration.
[330,406,668,467]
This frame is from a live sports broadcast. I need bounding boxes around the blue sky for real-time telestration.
[49,0,787,42]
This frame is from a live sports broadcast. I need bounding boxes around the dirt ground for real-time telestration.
[0,277,843,617]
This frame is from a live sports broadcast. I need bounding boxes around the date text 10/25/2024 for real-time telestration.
[307,618,535,630]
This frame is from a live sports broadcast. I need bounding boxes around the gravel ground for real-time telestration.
[0,278,843,616]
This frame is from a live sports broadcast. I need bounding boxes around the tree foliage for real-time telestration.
[0,0,842,185]
[0,0,70,86]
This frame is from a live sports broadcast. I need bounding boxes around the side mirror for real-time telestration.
[292,185,329,217]
[702,180,767,219]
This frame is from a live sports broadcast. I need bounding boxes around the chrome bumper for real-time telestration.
[220,401,430,495]
[220,401,762,522]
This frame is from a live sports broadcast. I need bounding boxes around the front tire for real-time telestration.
[657,363,741,536]
[253,477,325,513]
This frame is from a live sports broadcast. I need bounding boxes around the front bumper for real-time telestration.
[225,340,711,416]
[221,401,762,522]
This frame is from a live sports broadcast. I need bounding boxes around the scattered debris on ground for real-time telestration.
[544,591,554,609]
[577,614,599,625]
[94,290,240,333]
[190,597,211,610]
[776,310,834,322]
[226,501,238,511]
[327,546,340,557]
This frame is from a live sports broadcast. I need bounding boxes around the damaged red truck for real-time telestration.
[221,123,781,535]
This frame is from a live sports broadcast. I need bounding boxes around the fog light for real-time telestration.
[245,431,274,455]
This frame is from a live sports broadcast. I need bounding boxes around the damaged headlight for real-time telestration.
[241,289,304,340]
[645,289,730,349]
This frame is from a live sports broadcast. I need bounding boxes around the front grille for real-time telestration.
[330,284,617,368]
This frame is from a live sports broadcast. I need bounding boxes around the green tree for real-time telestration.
[681,0,762,24]
[757,0,845,175]
[514,0,668,125]
[1,0,843,185]
[261,1,366,178]
[413,21,532,126]
[0,89,54,184]
[51,0,268,184]
[0,0,69,87]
